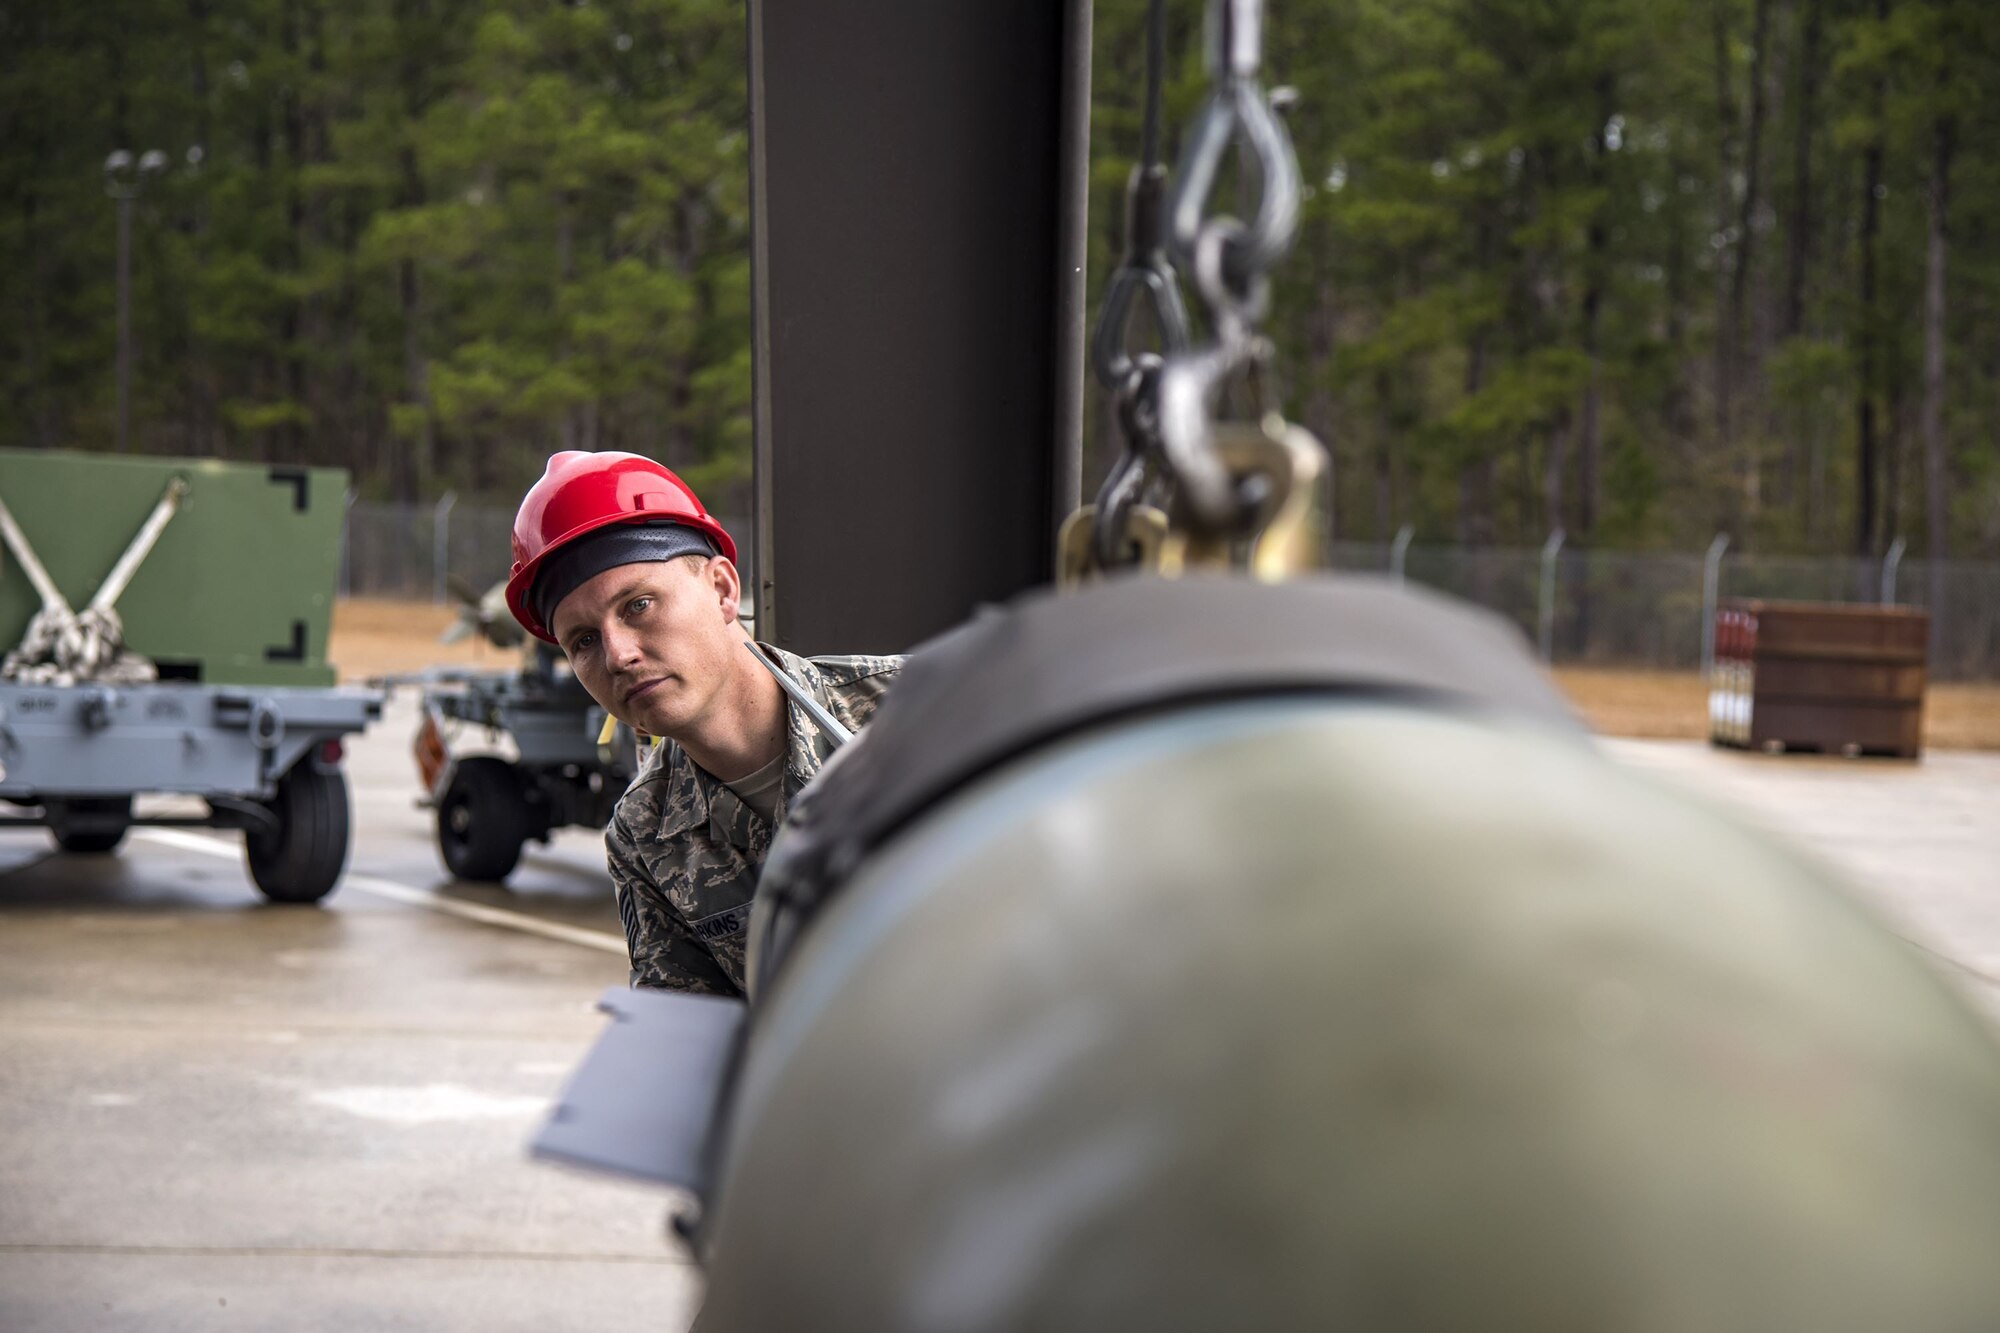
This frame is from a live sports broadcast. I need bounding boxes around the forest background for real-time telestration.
[4,0,1998,562]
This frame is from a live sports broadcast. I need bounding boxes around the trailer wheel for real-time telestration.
[47,797,134,855]
[247,761,351,904]
[437,757,530,883]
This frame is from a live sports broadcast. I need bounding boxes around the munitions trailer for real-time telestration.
[0,449,380,902]
[410,647,636,885]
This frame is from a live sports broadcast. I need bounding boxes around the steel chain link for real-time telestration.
[1077,0,1309,578]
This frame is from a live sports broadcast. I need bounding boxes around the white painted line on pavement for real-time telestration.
[135,829,627,956]
[343,873,628,955]
[138,827,253,860]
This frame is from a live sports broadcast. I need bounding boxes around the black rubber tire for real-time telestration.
[437,757,531,884]
[246,761,351,904]
[47,797,134,855]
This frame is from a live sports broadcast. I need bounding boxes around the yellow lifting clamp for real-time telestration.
[1057,415,1328,588]
[1160,416,1328,583]
[1056,503,1170,587]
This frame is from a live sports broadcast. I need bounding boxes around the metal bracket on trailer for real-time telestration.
[0,681,381,802]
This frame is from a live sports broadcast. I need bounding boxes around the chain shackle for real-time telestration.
[1165,79,1301,319]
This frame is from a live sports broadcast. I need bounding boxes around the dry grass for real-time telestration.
[331,598,2000,750]
[1550,669,1710,741]
[330,597,528,682]
[1554,666,2000,752]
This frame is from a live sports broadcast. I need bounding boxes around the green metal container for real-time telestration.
[0,449,347,687]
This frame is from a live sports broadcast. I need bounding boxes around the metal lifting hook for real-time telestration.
[1155,341,1255,528]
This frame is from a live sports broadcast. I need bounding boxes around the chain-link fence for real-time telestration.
[1331,538,2000,681]
[341,500,2000,680]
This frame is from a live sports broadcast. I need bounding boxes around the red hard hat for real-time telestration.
[505,451,738,643]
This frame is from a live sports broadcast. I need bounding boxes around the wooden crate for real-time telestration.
[1710,600,1929,759]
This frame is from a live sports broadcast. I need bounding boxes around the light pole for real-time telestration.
[104,149,169,453]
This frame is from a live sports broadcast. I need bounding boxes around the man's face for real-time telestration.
[550,556,742,738]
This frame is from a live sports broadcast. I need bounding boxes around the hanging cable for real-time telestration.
[1084,0,1192,570]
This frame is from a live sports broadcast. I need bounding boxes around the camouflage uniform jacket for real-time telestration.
[604,645,902,996]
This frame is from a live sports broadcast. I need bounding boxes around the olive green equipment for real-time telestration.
[0,447,346,687]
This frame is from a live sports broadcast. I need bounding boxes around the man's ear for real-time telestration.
[709,556,744,625]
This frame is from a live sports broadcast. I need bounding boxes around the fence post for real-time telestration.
[432,491,458,605]
[1537,528,1565,663]
[1880,535,1906,605]
[1389,524,1414,586]
[1700,532,1730,678]
[340,489,357,598]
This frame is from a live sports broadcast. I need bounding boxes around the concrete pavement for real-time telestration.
[2,689,1995,1330]
[1604,739,2000,1013]
[0,694,700,1332]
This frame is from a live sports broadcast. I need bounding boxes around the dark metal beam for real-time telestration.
[1051,0,1094,537]
[747,0,1090,655]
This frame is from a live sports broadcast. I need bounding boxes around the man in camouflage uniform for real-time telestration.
[503,451,901,998]
[600,650,897,994]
